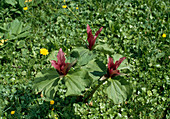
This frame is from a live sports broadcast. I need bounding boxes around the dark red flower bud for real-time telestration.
[87,24,103,50]
[51,48,71,75]
[107,57,126,78]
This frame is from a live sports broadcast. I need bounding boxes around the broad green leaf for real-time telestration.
[71,47,96,66]
[65,69,92,96]
[112,54,131,71]
[83,59,106,81]
[10,19,23,35]
[17,31,29,38]
[95,44,114,54]
[33,68,60,99]
[106,78,132,104]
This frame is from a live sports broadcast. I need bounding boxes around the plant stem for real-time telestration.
[83,75,107,103]
[80,37,89,48]
[67,7,80,21]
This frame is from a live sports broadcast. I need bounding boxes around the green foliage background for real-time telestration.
[0,0,169,118]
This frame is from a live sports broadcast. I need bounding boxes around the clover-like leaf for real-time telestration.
[10,19,23,35]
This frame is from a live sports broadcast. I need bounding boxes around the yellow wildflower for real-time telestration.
[40,48,49,56]
[25,0,32,2]
[5,39,8,42]
[11,111,15,115]
[76,7,78,10]
[23,7,28,10]
[64,0,65,2]
[162,33,166,38]
[52,108,54,111]
[62,5,67,8]
[50,100,54,105]
[0,43,3,46]
[1,39,4,43]
[55,117,58,119]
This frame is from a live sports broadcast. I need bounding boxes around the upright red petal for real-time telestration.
[108,57,114,70]
[115,57,126,69]
[62,63,70,75]
[86,24,103,50]
[87,24,92,34]
[107,56,126,78]
[51,60,60,71]
[94,27,103,40]
[87,24,94,50]
[51,48,73,75]
[57,48,66,66]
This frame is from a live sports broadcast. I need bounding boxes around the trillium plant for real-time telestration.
[34,24,132,104]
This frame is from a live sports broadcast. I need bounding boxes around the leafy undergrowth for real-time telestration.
[0,0,169,118]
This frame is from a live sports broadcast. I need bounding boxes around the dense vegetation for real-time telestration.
[0,0,169,118]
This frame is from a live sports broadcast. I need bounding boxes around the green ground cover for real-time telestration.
[0,0,169,118]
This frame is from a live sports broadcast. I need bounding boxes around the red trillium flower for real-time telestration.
[51,48,71,75]
[87,24,103,50]
[107,57,126,78]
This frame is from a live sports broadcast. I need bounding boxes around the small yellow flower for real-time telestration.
[40,48,49,56]
[23,7,28,10]
[11,111,15,115]
[25,0,32,2]
[76,7,78,10]
[50,100,54,105]
[5,39,8,42]
[64,0,65,2]
[62,5,67,8]
[52,108,54,111]
[55,117,58,119]
[0,43,3,46]
[1,39,4,43]
[162,33,166,38]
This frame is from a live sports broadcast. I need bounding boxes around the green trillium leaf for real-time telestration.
[71,47,96,66]
[33,68,60,99]
[106,78,133,104]
[65,69,92,96]
[83,59,106,81]
[95,44,114,55]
